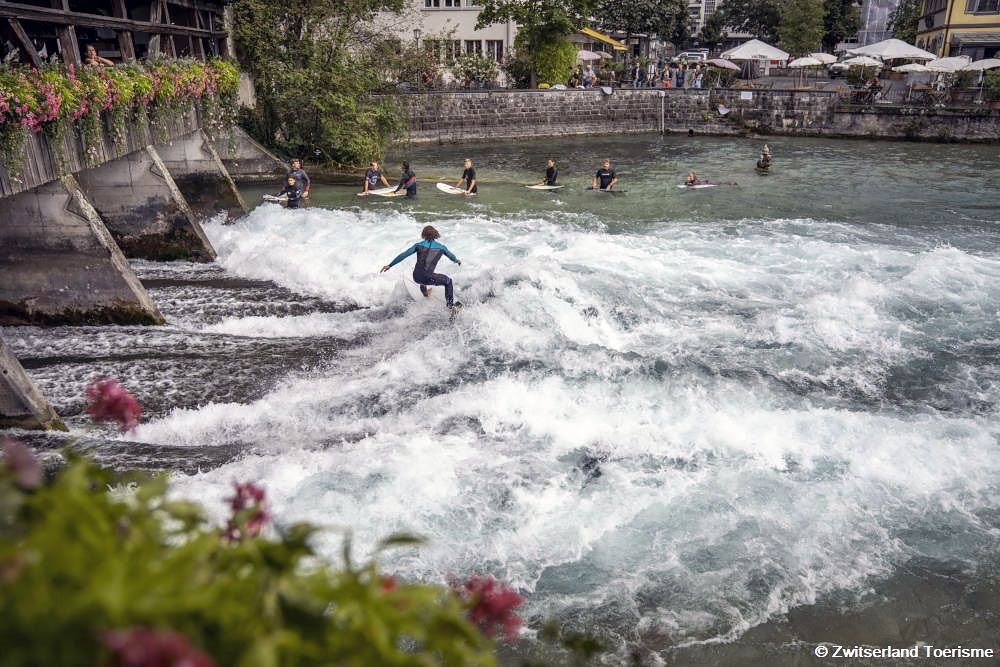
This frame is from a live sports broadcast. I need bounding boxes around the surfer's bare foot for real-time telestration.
[425,288,433,298]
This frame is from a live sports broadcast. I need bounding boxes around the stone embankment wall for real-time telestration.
[399,89,1000,143]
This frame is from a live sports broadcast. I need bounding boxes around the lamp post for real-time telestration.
[413,28,421,46]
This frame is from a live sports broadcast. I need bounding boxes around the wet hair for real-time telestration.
[287,176,297,183]
[291,158,302,166]
[421,225,440,241]
[402,161,410,170]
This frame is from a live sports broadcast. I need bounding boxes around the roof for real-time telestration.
[580,28,628,51]
[951,32,1000,45]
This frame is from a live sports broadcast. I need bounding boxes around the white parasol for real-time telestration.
[847,38,936,61]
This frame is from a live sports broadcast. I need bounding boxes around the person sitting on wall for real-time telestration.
[582,65,596,88]
[275,176,304,208]
[288,158,311,199]
[84,45,114,67]
[568,70,582,88]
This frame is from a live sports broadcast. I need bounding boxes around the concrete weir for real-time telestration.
[0,337,65,431]
[158,129,249,222]
[0,175,164,326]
[76,144,217,263]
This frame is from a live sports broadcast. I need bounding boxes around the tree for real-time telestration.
[888,0,922,45]
[476,0,595,85]
[723,0,782,43]
[595,0,690,51]
[700,7,728,49]
[232,0,407,167]
[778,0,825,56]
[822,0,861,52]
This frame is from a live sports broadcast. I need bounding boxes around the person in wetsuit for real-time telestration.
[361,160,390,194]
[394,161,417,197]
[540,159,558,186]
[592,159,617,191]
[288,159,310,200]
[756,145,772,172]
[457,159,478,195]
[381,225,462,311]
[275,176,304,208]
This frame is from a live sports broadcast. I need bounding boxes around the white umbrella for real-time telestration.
[892,62,929,72]
[705,58,741,71]
[963,58,1000,71]
[788,56,823,67]
[842,55,883,67]
[576,50,601,61]
[721,39,790,62]
[809,52,837,64]
[847,38,936,61]
[926,55,972,72]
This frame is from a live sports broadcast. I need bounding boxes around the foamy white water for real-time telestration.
[125,197,1000,652]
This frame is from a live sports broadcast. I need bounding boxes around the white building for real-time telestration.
[689,0,721,34]
[379,0,518,62]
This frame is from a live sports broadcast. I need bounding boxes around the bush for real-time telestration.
[985,69,1000,101]
[528,37,577,87]
[503,56,532,89]
[450,53,499,88]
[702,68,737,88]
[0,379,520,667]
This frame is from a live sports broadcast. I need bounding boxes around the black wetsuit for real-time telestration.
[396,168,417,197]
[595,167,616,190]
[544,166,558,186]
[387,240,460,307]
[461,167,478,194]
[288,167,310,193]
[278,183,303,208]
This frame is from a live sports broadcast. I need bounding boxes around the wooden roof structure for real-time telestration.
[0,0,230,67]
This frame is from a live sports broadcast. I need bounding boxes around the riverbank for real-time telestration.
[396,89,1000,145]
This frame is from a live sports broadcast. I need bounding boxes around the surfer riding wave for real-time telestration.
[380,225,463,311]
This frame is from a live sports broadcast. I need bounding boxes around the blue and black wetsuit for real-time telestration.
[388,239,460,307]
[395,168,417,197]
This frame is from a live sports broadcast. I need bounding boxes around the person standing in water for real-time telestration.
[540,159,558,186]
[288,159,311,200]
[380,225,462,312]
[394,161,417,197]
[592,159,617,191]
[457,158,478,195]
[274,176,304,208]
[756,145,772,172]
[361,160,390,194]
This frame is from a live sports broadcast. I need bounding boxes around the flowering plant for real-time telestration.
[0,58,239,175]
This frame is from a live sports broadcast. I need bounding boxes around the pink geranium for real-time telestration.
[85,377,142,432]
[2,438,43,490]
[100,627,215,667]
[223,481,270,542]
[456,575,523,640]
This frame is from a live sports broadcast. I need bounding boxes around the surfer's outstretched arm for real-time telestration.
[439,243,461,265]
[380,244,418,273]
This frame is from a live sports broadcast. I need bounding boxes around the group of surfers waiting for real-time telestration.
[273,144,774,206]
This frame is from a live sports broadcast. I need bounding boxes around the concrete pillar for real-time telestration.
[157,129,248,221]
[76,145,217,262]
[0,337,66,431]
[0,175,164,326]
[209,126,286,181]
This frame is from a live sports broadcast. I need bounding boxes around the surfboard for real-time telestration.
[436,182,473,195]
[525,184,564,190]
[262,194,287,202]
[677,183,718,189]
[587,188,627,194]
[357,186,397,197]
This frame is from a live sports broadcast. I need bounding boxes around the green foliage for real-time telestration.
[778,0,825,56]
[503,55,533,89]
[700,9,727,48]
[381,41,443,91]
[232,0,407,167]
[0,454,496,667]
[985,69,1000,101]
[724,0,782,43]
[529,37,578,87]
[822,0,860,52]
[846,65,878,87]
[702,67,737,88]
[888,0,922,45]
[450,53,499,88]
[595,0,690,46]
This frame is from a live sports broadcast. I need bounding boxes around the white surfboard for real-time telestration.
[677,183,718,189]
[262,194,287,202]
[436,182,472,195]
[357,186,397,197]
[525,184,564,190]
[401,276,446,305]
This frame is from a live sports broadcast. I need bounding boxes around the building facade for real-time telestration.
[383,0,517,63]
[916,0,1000,58]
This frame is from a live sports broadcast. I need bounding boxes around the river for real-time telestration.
[4,134,999,664]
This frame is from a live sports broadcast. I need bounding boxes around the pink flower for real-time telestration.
[223,481,270,542]
[2,438,43,490]
[380,575,398,593]
[85,377,142,432]
[456,576,523,640]
[100,627,215,667]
